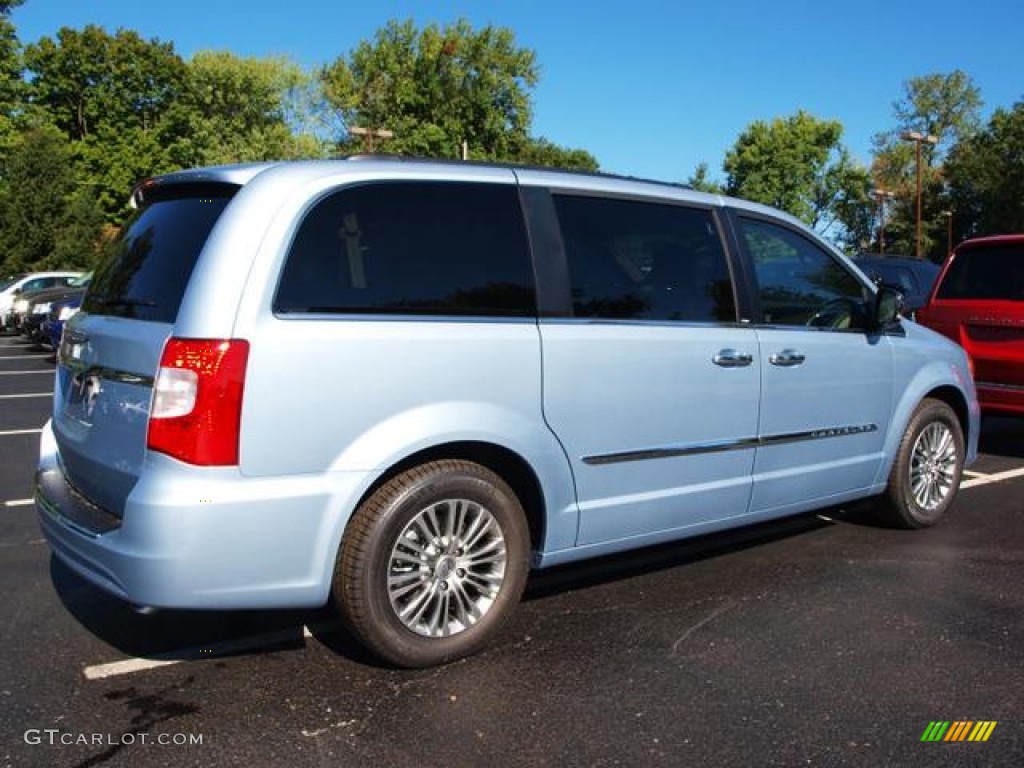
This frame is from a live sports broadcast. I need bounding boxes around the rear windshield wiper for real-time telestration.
[91,296,159,308]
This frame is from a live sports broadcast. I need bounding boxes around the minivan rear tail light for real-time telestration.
[147,338,249,466]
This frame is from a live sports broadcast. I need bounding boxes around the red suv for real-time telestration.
[917,234,1024,416]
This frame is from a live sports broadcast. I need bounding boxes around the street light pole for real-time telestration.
[871,188,896,255]
[901,130,938,259]
[348,126,395,153]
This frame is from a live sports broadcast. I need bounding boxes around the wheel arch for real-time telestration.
[877,375,977,488]
[924,385,970,446]
[348,441,548,561]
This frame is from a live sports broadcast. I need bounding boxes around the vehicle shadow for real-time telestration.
[978,416,1024,459]
[524,511,842,601]
[49,556,379,666]
[51,512,845,668]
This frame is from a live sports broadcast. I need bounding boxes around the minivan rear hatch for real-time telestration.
[53,181,239,518]
[923,241,1024,386]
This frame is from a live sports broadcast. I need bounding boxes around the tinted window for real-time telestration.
[862,263,917,294]
[275,182,535,317]
[936,244,1024,300]
[553,195,735,322]
[741,218,868,329]
[84,184,237,322]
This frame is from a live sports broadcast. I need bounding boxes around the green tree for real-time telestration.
[21,26,191,221]
[0,0,24,152]
[514,136,598,172]
[321,19,593,168]
[870,71,983,259]
[0,126,102,273]
[723,110,870,240]
[164,50,328,168]
[946,100,1024,236]
[24,25,186,141]
[686,162,724,194]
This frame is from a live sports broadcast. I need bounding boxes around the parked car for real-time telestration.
[0,271,81,330]
[19,273,92,343]
[42,292,85,354]
[853,254,941,316]
[37,158,979,668]
[916,234,1024,416]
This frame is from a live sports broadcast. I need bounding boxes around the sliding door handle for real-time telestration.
[769,349,806,367]
[713,349,753,368]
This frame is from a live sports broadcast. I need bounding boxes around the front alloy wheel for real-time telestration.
[879,398,965,529]
[908,421,958,511]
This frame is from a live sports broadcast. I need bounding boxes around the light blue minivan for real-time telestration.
[37,158,979,667]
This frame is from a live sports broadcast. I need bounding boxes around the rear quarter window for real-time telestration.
[84,184,237,323]
[274,181,535,317]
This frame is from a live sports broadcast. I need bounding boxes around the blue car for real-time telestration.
[36,158,980,667]
[41,292,83,353]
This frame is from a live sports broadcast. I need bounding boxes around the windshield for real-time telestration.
[83,184,237,322]
[936,244,1024,301]
[69,272,93,288]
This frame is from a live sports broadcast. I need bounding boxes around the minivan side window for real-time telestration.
[552,195,736,323]
[741,217,868,329]
[275,182,535,317]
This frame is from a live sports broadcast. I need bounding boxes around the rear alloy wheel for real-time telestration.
[878,398,964,528]
[333,460,530,667]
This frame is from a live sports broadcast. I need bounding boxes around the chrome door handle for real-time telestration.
[769,349,805,367]
[712,349,753,368]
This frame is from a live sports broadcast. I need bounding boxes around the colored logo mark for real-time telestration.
[920,721,997,742]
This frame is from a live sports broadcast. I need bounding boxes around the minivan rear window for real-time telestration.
[83,183,237,323]
[936,244,1024,301]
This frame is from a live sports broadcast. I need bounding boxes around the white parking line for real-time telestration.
[83,625,319,680]
[0,428,42,436]
[961,466,1024,489]
[4,498,34,507]
[963,470,987,478]
[83,658,182,680]
[0,354,52,359]
[0,370,53,375]
[0,392,52,399]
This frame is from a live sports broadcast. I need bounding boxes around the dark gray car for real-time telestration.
[853,254,941,315]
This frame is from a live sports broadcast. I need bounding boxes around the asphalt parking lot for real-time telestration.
[0,334,1021,767]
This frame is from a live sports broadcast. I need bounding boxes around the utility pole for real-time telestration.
[901,130,938,259]
[942,210,953,256]
[348,126,394,152]
[871,188,896,255]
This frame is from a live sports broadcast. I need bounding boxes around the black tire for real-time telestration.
[332,460,530,668]
[877,398,964,529]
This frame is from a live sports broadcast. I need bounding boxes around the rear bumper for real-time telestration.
[976,382,1024,416]
[36,420,370,610]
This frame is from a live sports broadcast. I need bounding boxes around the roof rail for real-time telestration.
[339,153,693,191]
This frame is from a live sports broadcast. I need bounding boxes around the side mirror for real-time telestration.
[871,286,904,330]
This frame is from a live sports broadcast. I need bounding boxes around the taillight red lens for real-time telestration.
[147,338,249,466]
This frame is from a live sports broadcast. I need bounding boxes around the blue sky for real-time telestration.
[11,0,1023,182]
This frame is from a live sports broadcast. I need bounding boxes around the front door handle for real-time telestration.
[713,349,753,368]
[769,349,806,367]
